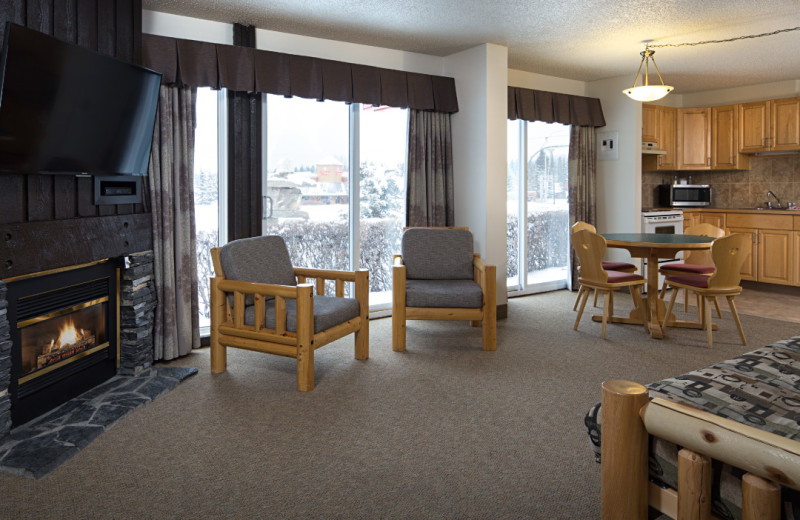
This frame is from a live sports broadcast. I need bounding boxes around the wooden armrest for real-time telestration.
[216,278,306,299]
[293,267,358,282]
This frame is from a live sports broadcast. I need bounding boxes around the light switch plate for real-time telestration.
[597,131,619,161]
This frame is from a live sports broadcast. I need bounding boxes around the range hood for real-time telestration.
[642,141,667,155]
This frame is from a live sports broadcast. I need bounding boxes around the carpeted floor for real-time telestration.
[1,289,798,519]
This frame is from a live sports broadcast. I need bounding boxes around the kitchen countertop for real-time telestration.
[647,207,800,215]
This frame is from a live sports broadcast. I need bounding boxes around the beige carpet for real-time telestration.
[2,290,798,519]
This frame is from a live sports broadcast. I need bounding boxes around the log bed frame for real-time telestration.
[601,380,800,520]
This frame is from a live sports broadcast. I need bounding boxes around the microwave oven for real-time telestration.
[658,184,712,207]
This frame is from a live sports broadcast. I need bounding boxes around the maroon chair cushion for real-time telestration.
[666,274,709,288]
[606,270,645,283]
[602,260,636,271]
[660,263,715,275]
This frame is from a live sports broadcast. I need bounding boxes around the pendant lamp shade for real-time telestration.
[622,48,673,102]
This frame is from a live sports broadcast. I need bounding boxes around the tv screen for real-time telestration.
[0,23,161,176]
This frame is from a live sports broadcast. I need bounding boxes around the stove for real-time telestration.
[641,209,684,292]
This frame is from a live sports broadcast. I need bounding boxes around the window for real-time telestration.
[193,88,227,333]
[507,120,570,295]
[262,96,407,308]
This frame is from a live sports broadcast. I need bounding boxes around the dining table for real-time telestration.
[599,233,715,338]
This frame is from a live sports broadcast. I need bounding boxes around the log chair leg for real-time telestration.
[601,380,649,520]
[742,473,780,520]
[482,264,497,351]
[677,449,712,520]
[354,270,369,360]
[296,287,315,391]
[659,278,667,299]
[684,288,690,313]
[593,288,599,308]
[727,296,747,346]
[392,264,407,352]
[574,287,591,331]
[209,277,227,373]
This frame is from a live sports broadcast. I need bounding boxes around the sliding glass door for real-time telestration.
[507,120,570,295]
[262,96,407,308]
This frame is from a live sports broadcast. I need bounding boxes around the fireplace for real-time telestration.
[7,261,119,426]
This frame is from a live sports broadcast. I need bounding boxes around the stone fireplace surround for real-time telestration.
[0,251,157,440]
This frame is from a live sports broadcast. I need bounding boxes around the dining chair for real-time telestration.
[571,221,638,311]
[661,233,751,348]
[659,223,725,317]
[572,229,649,339]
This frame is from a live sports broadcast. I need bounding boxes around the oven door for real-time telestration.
[641,216,684,291]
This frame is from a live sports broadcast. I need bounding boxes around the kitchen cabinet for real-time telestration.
[642,104,657,143]
[726,212,795,285]
[677,107,711,170]
[711,104,749,170]
[642,105,677,170]
[794,231,800,285]
[739,97,800,153]
[739,101,770,153]
[699,212,725,230]
[771,97,800,151]
[683,211,699,229]
[726,226,758,281]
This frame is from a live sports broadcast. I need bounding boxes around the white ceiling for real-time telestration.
[143,0,800,94]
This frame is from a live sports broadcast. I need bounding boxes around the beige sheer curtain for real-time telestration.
[406,109,455,227]
[568,125,597,290]
[148,84,201,360]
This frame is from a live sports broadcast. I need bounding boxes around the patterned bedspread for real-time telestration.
[585,335,800,520]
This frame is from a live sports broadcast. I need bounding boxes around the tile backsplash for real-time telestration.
[642,155,800,209]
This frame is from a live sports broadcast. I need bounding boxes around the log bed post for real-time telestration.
[601,380,649,520]
[742,473,780,520]
[677,449,712,520]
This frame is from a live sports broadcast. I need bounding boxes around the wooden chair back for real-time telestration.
[684,223,725,265]
[707,233,751,289]
[571,221,597,234]
[571,229,608,283]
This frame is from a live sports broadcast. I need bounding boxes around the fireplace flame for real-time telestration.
[53,318,84,351]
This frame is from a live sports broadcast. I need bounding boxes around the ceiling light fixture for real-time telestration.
[622,46,672,102]
[622,25,800,102]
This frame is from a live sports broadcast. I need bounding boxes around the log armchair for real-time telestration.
[392,227,497,351]
[209,235,369,391]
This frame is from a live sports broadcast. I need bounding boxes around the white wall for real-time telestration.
[142,10,232,44]
[682,80,800,107]
[587,75,641,260]
[444,44,509,305]
[508,69,586,96]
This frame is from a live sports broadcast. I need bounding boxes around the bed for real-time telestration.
[585,335,800,519]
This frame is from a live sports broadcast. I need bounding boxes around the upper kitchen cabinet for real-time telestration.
[739,97,800,153]
[771,97,800,151]
[642,104,658,142]
[642,105,677,170]
[677,107,711,170]
[711,104,749,170]
[739,100,770,153]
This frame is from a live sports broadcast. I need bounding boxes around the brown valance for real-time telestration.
[142,34,459,113]
[508,87,605,127]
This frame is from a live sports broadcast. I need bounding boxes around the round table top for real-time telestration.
[602,233,714,248]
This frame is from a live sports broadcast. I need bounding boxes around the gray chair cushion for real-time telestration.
[220,235,297,305]
[405,279,483,308]
[401,228,474,280]
[244,295,361,334]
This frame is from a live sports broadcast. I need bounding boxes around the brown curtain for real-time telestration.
[148,84,201,360]
[406,109,455,227]
[508,87,605,127]
[568,125,597,290]
[141,34,459,113]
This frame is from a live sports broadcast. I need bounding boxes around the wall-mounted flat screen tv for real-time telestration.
[0,22,161,176]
